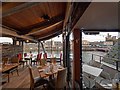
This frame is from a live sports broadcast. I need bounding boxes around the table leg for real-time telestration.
[8,73,10,82]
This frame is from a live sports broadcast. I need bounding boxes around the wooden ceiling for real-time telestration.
[1,2,91,42]
[2,2,66,42]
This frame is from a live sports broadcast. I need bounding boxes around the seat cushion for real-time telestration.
[34,77,48,87]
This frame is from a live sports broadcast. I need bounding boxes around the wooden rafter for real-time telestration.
[0,27,38,42]
[35,26,63,39]
[26,21,63,35]
[25,15,64,35]
[38,30,62,41]
[63,2,73,28]
[2,2,40,18]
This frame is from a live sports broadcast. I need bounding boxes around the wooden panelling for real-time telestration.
[2,2,66,31]
[2,2,25,12]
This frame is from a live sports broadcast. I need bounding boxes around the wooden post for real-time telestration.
[38,41,40,54]
[73,29,82,89]
[13,38,16,45]
[22,41,24,55]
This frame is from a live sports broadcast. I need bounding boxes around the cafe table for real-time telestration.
[37,63,64,78]
[1,63,19,82]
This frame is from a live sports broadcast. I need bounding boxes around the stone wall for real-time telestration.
[1,44,23,58]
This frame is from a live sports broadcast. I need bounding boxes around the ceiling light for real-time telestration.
[41,14,50,21]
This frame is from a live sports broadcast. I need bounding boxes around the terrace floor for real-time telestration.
[2,65,44,89]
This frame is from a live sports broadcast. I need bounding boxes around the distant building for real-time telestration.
[105,33,117,45]
[104,41,113,46]
[45,41,62,51]
[89,41,101,47]
[82,40,90,47]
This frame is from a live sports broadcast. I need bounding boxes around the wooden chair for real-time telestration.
[56,68,67,89]
[11,56,19,64]
[31,53,42,65]
[40,59,47,66]
[50,58,56,64]
[10,56,19,76]
[18,53,27,67]
[48,68,67,90]
[2,57,9,64]
[1,73,9,84]
[43,53,47,61]
[28,65,48,90]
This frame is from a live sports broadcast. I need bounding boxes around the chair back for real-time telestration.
[37,53,42,61]
[11,56,19,64]
[28,65,34,89]
[2,57,8,64]
[40,59,46,66]
[60,53,62,61]
[56,68,67,89]
[60,53,62,65]
[43,53,47,60]
[24,53,27,57]
[50,58,56,64]
[17,53,22,61]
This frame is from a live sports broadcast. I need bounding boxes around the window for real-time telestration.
[0,37,13,44]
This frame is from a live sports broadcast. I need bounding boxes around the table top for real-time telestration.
[0,63,19,73]
[37,63,64,78]
[83,64,103,77]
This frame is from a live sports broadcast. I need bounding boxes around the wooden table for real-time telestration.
[37,63,64,78]
[1,63,19,82]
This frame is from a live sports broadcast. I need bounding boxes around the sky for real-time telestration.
[0,32,119,43]
[51,32,119,42]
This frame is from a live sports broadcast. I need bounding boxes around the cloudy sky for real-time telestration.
[0,32,119,43]
[51,32,119,42]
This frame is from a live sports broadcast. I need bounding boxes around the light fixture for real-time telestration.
[41,14,50,21]
[26,40,29,43]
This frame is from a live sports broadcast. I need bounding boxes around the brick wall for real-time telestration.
[1,44,23,58]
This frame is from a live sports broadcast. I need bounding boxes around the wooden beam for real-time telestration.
[63,2,73,28]
[71,2,90,29]
[2,2,40,17]
[35,26,63,39]
[25,15,64,35]
[0,27,38,42]
[26,21,63,36]
[72,29,82,89]
[38,30,62,41]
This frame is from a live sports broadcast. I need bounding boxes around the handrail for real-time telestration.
[85,52,120,71]
[86,53,119,61]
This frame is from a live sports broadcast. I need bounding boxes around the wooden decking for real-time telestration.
[2,65,40,89]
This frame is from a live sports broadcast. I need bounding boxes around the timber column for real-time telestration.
[73,29,82,89]
[38,41,40,54]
